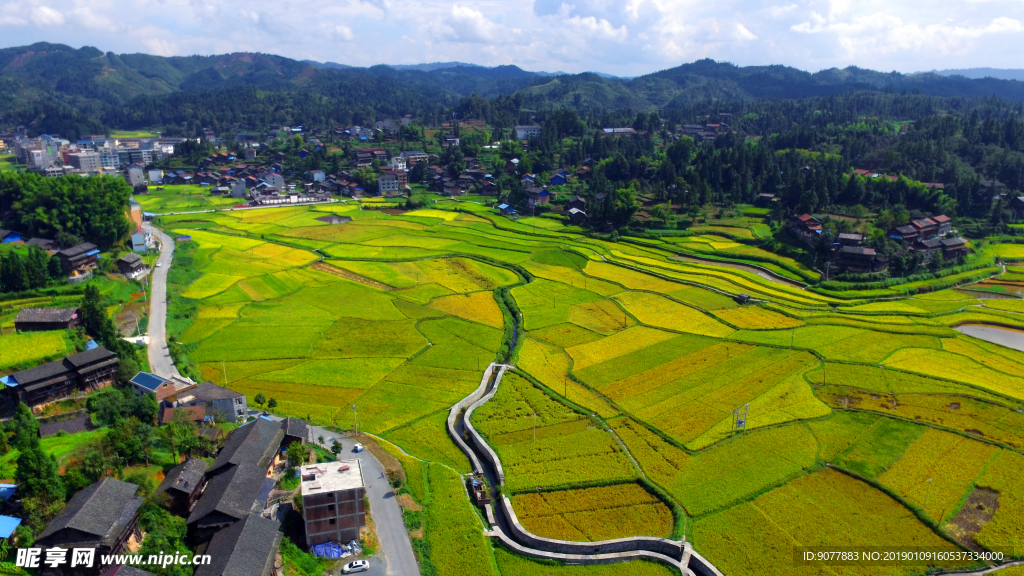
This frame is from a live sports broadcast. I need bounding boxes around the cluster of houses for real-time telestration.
[0,230,150,281]
[790,212,968,273]
[2,133,181,177]
[0,318,366,576]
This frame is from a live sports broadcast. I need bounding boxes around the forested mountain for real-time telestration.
[4,42,1024,138]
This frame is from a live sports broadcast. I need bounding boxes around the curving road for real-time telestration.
[143,223,182,379]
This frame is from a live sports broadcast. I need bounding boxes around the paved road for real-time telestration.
[260,413,418,576]
[143,223,181,380]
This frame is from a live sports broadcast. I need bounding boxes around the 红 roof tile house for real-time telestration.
[194,514,281,576]
[156,458,209,516]
[14,307,80,332]
[36,477,144,558]
[910,218,939,239]
[790,214,821,244]
[171,382,248,423]
[932,214,953,236]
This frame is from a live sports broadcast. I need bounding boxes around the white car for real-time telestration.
[342,560,369,574]
[353,443,364,453]
[156,262,162,267]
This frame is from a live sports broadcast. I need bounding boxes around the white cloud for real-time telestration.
[0,0,1021,77]
[444,4,503,43]
[735,22,757,40]
[31,5,64,26]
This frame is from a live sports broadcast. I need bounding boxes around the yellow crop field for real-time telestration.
[613,292,735,337]
[713,306,805,329]
[609,418,690,489]
[688,370,830,450]
[941,336,1024,375]
[597,341,748,400]
[182,272,245,298]
[974,450,1024,554]
[583,261,684,294]
[513,483,673,541]
[528,323,603,348]
[403,209,460,221]
[989,243,1024,259]
[883,348,1024,400]
[692,469,963,576]
[174,228,264,251]
[516,339,618,417]
[568,299,634,334]
[565,326,675,371]
[982,299,1024,313]
[878,428,1000,522]
[429,292,504,328]
[0,331,71,369]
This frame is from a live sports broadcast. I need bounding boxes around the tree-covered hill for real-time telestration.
[4,43,1024,136]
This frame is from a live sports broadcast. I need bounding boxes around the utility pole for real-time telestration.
[353,404,358,434]
[533,412,537,443]
[222,361,227,385]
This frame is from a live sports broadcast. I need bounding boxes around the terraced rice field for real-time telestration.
[160,203,1020,576]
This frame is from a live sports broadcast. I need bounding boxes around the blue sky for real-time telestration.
[0,0,1023,76]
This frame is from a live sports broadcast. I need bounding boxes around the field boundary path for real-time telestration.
[448,362,725,576]
[143,223,182,380]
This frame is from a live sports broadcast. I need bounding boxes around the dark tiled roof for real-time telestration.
[187,464,268,524]
[157,459,208,496]
[942,237,967,247]
[26,238,57,250]
[192,382,244,402]
[65,347,117,369]
[117,252,142,264]
[37,478,142,547]
[280,417,308,441]
[10,359,74,387]
[200,427,224,441]
[194,514,281,576]
[38,414,96,438]
[15,307,79,324]
[57,242,98,258]
[839,246,876,256]
[209,418,282,475]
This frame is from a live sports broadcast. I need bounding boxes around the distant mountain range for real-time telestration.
[3,43,1024,135]
[926,68,1024,82]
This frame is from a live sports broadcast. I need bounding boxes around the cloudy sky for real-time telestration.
[1,0,1023,76]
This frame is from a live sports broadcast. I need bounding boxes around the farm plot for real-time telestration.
[612,291,735,337]
[808,411,925,478]
[565,326,676,372]
[516,339,618,417]
[425,463,499,576]
[611,346,818,447]
[972,449,1024,555]
[511,483,673,541]
[428,291,504,328]
[511,278,605,330]
[883,348,1024,401]
[0,330,74,370]
[692,469,964,576]
[385,411,471,473]
[472,373,636,491]
[878,428,999,523]
[712,305,805,329]
[814,386,1024,449]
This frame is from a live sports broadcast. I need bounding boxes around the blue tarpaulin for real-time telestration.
[0,516,20,539]
[311,543,345,559]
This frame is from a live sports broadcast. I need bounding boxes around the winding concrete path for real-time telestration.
[142,222,181,379]
[449,363,724,576]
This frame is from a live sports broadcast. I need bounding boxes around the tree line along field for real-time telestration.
[158,201,1024,576]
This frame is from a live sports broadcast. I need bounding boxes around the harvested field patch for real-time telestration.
[713,306,805,329]
[429,291,504,328]
[613,291,735,337]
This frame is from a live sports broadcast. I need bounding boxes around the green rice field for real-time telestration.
[159,202,1024,575]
